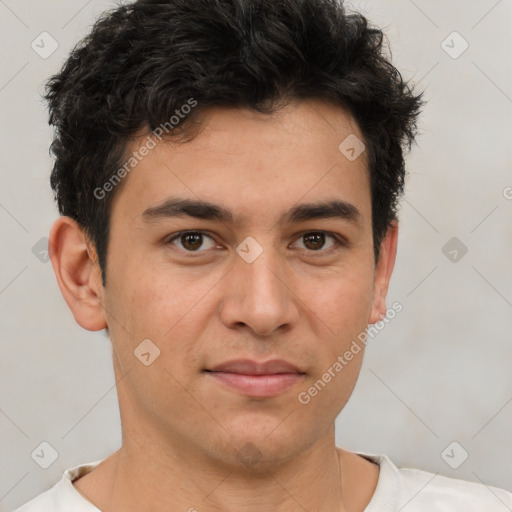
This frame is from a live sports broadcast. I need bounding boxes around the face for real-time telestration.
[57,99,396,470]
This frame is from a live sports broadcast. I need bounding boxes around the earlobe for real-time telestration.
[49,216,107,331]
[368,220,398,324]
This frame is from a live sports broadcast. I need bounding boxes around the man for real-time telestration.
[16,0,512,510]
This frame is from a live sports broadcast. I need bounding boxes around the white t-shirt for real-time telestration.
[14,452,512,511]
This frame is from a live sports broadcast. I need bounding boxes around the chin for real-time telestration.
[224,421,309,467]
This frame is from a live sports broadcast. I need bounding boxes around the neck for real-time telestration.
[75,425,347,512]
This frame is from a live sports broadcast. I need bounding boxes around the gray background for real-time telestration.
[1,0,511,510]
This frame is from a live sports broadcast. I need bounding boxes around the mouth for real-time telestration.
[204,359,306,398]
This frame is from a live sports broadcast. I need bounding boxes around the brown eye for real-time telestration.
[167,231,216,252]
[302,232,326,250]
[181,232,203,251]
[292,231,341,252]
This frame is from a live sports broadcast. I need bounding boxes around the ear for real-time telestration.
[49,216,107,331]
[368,220,398,324]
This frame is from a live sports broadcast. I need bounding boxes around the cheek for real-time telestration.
[302,265,375,339]
[295,346,365,439]
[107,263,224,367]
[295,262,374,403]
[110,257,195,331]
[103,266,212,417]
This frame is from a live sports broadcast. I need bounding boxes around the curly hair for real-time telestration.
[45,0,422,286]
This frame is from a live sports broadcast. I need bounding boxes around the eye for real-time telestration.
[165,230,346,255]
[291,231,344,252]
[166,231,217,252]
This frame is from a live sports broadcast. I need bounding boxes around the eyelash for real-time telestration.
[165,230,347,255]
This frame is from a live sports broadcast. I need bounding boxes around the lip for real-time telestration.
[204,359,305,398]
[207,358,303,375]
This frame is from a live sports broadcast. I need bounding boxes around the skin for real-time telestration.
[49,99,398,512]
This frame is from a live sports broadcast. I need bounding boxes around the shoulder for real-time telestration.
[398,466,512,511]
[357,451,512,511]
[14,484,60,512]
[13,460,103,512]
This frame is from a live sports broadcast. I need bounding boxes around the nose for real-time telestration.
[219,247,300,337]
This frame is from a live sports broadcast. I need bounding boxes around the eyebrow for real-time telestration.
[141,196,361,226]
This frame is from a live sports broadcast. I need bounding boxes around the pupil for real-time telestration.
[182,233,202,250]
[304,232,325,250]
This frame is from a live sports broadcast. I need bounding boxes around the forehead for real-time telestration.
[110,99,371,227]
